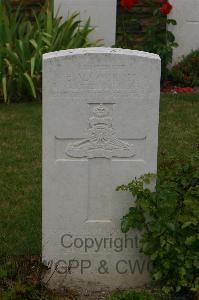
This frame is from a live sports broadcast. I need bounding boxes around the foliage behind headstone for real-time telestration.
[0,0,96,103]
[116,0,178,81]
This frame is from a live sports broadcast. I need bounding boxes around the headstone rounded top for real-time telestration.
[43,42,161,290]
[43,47,160,61]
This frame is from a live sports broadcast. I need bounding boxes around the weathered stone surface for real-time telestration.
[42,48,161,290]
[54,0,117,46]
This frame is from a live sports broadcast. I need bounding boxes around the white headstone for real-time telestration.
[54,0,117,46]
[169,0,199,64]
[43,48,161,291]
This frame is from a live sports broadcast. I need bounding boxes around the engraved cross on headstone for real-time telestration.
[57,103,139,223]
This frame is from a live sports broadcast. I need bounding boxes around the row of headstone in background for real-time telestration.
[54,0,117,46]
[169,0,199,64]
[42,47,161,290]
[54,0,199,64]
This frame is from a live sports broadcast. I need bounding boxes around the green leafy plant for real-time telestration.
[117,155,199,296]
[116,0,178,81]
[143,9,177,81]
[0,0,97,103]
[171,49,199,87]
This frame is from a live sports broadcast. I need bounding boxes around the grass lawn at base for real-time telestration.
[0,103,41,256]
[0,94,199,256]
[158,93,199,171]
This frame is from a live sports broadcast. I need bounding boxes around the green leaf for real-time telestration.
[166,222,175,231]
[179,267,186,277]
[181,221,193,229]
[176,286,181,292]
[30,56,36,77]
[185,236,196,245]
[121,216,131,233]
[2,76,7,102]
[167,19,177,25]
[153,271,162,281]
[23,73,36,99]
[4,58,12,76]
[29,39,38,49]
[0,267,7,279]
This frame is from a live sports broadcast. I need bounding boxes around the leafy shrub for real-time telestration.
[0,0,97,103]
[117,155,199,296]
[171,50,199,87]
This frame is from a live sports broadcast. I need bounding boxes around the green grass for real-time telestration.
[0,94,199,256]
[0,103,41,256]
[158,93,199,171]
